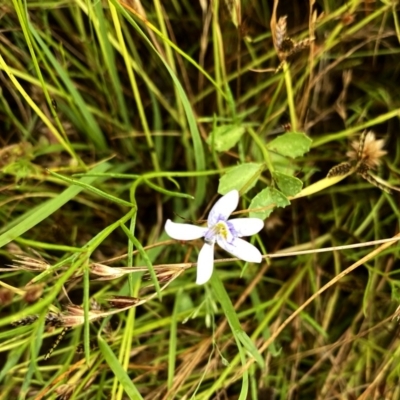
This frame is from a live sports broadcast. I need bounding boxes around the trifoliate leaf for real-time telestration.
[273,171,303,196]
[267,132,312,158]
[249,187,290,220]
[218,163,264,194]
[207,125,245,152]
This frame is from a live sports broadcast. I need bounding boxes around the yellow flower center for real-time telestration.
[214,221,228,240]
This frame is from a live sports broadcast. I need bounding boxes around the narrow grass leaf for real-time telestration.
[111,0,206,206]
[0,348,25,382]
[47,169,133,207]
[292,174,351,198]
[287,300,327,338]
[93,0,130,126]
[120,224,161,299]
[0,54,80,163]
[20,317,45,399]
[0,162,111,248]
[144,179,194,200]
[83,265,91,364]
[28,23,107,150]
[98,335,144,400]
[168,289,181,389]
[210,274,264,369]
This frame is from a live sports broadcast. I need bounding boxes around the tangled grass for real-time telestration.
[1,0,400,399]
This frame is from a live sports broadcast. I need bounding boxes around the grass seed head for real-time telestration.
[347,131,387,169]
[275,16,288,50]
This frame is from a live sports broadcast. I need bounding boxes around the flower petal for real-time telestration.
[207,190,239,227]
[217,238,262,263]
[228,218,264,237]
[196,242,215,284]
[165,220,207,241]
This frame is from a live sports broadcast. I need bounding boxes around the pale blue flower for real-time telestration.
[165,190,264,284]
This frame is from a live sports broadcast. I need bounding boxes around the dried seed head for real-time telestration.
[347,131,387,169]
[327,162,352,178]
[23,284,44,303]
[90,298,102,310]
[288,38,313,56]
[8,255,50,272]
[0,288,14,306]
[143,265,185,283]
[90,263,125,279]
[89,263,140,280]
[44,327,70,360]
[55,384,74,400]
[12,311,64,328]
[280,37,294,52]
[12,315,39,327]
[275,16,288,50]
[61,304,104,327]
[107,295,140,309]
[45,312,64,328]
[358,171,392,194]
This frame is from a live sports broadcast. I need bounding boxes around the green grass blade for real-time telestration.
[111,0,206,206]
[92,0,130,126]
[28,23,107,150]
[47,169,134,207]
[210,274,264,369]
[120,224,161,299]
[98,335,144,400]
[0,162,111,248]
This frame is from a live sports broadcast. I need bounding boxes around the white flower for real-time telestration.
[165,190,264,285]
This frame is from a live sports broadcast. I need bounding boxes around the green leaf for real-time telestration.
[47,170,134,208]
[269,151,296,174]
[390,281,400,303]
[236,331,264,369]
[211,275,264,369]
[218,163,264,194]
[273,171,303,196]
[119,224,161,300]
[249,187,290,219]
[207,125,245,152]
[28,24,107,150]
[0,162,111,248]
[113,0,206,206]
[98,335,144,399]
[267,132,312,158]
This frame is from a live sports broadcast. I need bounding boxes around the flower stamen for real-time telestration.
[215,221,229,239]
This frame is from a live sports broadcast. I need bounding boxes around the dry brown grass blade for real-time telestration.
[224,0,241,29]
[239,232,400,376]
[275,15,287,51]
[162,262,272,399]
[270,0,280,55]
[118,0,166,59]
[33,357,90,400]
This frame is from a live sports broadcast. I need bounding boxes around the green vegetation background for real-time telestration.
[1,0,400,399]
